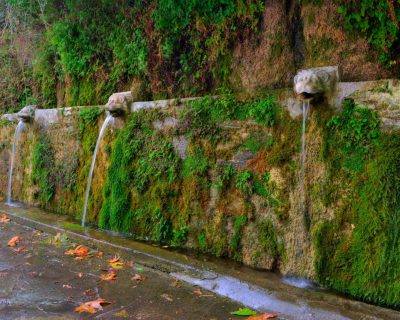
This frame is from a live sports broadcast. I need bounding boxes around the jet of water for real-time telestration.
[300,99,310,194]
[6,120,25,205]
[81,113,114,227]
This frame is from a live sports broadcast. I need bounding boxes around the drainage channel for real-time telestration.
[0,203,399,320]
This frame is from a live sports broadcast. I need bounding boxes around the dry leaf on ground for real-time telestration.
[74,298,110,314]
[8,236,21,247]
[13,246,27,253]
[131,273,145,282]
[0,214,10,223]
[100,269,117,281]
[108,255,124,269]
[161,293,173,302]
[65,245,89,259]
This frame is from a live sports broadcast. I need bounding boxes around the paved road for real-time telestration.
[0,218,242,319]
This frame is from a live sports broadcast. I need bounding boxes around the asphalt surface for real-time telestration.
[0,217,242,319]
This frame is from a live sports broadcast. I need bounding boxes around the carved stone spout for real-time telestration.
[105,91,133,117]
[294,66,339,101]
[17,105,37,123]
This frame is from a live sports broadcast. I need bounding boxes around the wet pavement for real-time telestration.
[0,219,241,319]
[1,204,400,320]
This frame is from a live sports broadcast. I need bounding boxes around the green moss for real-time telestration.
[258,219,280,259]
[315,99,400,308]
[235,170,254,196]
[230,215,247,261]
[99,110,180,244]
[31,134,55,205]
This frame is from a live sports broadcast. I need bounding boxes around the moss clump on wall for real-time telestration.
[99,109,181,243]
[31,133,55,205]
[314,99,400,308]
[98,94,295,266]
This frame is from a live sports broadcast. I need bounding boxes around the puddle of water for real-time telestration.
[172,272,351,320]
[281,276,317,289]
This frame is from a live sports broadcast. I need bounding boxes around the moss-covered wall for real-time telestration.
[0,83,399,308]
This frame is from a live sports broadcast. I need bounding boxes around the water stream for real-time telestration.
[6,120,25,205]
[300,99,310,195]
[81,113,114,227]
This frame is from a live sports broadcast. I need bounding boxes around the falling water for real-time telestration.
[81,113,114,227]
[300,99,310,194]
[6,120,25,205]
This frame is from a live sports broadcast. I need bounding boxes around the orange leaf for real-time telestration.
[108,256,124,269]
[0,214,10,223]
[65,245,89,258]
[108,255,120,263]
[247,313,278,319]
[100,270,117,281]
[74,298,110,314]
[8,236,21,247]
[131,274,145,282]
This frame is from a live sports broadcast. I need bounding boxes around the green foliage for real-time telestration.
[153,0,264,92]
[78,107,103,133]
[182,148,209,178]
[245,96,279,126]
[235,170,253,196]
[230,308,257,316]
[325,99,380,173]
[182,94,279,141]
[214,162,236,191]
[198,232,207,251]
[230,215,247,260]
[338,1,400,66]
[31,134,55,204]
[315,101,400,308]
[258,219,279,258]
[172,226,189,247]
[243,132,274,153]
[99,110,180,242]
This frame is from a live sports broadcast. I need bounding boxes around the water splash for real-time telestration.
[81,113,114,227]
[300,99,310,193]
[6,120,25,205]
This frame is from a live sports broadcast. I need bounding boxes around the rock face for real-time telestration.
[17,105,37,123]
[106,91,133,116]
[294,66,339,99]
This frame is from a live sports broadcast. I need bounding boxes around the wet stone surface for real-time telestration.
[0,219,241,319]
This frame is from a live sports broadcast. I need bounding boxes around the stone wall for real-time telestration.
[1,80,400,306]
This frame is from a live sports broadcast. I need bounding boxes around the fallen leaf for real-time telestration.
[74,298,110,314]
[193,288,213,297]
[231,308,257,316]
[96,251,104,258]
[13,246,27,253]
[8,236,21,247]
[63,284,72,289]
[114,309,129,318]
[161,293,173,302]
[247,313,278,320]
[100,269,117,281]
[65,245,89,259]
[0,214,10,223]
[171,279,182,288]
[131,273,145,282]
[78,272,84,278]
[108,255,120,263]
[84,288,96,297]
[108,256,124,269]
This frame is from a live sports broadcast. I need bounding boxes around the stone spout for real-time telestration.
[105,91,133,117]
[294,66,339,100]
[17,105,37,123]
